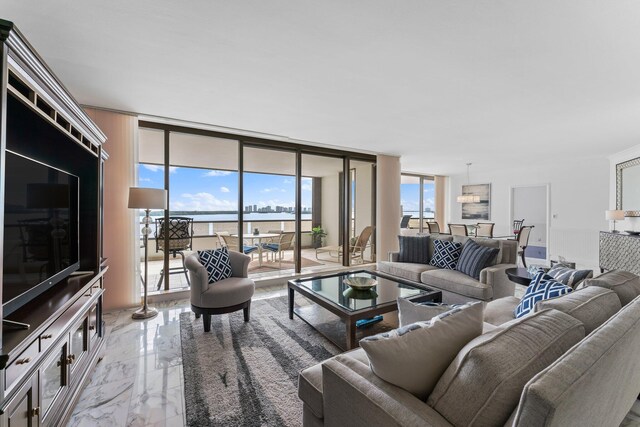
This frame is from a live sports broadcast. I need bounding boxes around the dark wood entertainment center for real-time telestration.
[0,19,108,426]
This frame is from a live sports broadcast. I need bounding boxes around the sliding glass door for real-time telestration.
[401,174,435,233]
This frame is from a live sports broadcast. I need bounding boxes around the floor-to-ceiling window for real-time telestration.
[401,174,436,232]
[137,123,376,293]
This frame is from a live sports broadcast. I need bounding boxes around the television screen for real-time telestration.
[3,150,79,316]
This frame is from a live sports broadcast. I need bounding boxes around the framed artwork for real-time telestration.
[461,184,491,220]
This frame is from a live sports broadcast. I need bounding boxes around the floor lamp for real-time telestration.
[129,187,167,320]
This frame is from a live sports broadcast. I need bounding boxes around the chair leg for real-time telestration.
[243,302,251,322]
[178,251,190,286]
[156,269,164,290]
[203,314,211,332]
[195,313,201,319]
[521,250,527,268]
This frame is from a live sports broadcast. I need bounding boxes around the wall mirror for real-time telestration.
[616,156,640,211]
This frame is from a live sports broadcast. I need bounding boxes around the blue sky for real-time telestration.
[401,182,435,215]
[138,164,312,211]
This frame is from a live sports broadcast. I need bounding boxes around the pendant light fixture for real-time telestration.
[457,163,481,203]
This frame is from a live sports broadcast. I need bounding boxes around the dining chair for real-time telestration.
[426,221,441,234]
[155,216,193,290]
[448,223,468,236]
[475,222,495,238]
[517,225,534,268]
[513,219,525,238]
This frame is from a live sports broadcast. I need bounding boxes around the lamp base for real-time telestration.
[132,306,158,320]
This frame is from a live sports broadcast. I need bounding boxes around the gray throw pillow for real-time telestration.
[397,298,452,327]
[547,265,593,289]
[397,235,430,264]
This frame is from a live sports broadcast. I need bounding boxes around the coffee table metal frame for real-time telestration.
[288,269,442,350]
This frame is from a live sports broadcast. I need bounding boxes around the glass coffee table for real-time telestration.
[288,270,441,350]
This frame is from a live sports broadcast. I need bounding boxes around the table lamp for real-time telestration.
[128,187,167,319]
[605,210,624,233]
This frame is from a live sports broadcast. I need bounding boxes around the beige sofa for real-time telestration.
[299,270,640,427]
[378,235,518,303]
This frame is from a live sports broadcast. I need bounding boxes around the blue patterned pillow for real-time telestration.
[514,270,573,318]
[398,235,430,264]
[455,239,499,280]
[198,247,233,284]
[429,240,462,270]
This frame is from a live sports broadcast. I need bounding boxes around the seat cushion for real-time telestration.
[378,261,438,283]
[429,240,463,270]
[428,309,585,427]
[398,235,430,264]
[360,302,483,400]
[484,296,520,326]
[421,269,493,300]
[582,270,640,306]
[534,286,621,334]
[197,277,255,308]
[455,239,499,280]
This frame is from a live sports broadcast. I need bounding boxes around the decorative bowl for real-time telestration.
[343,277,377,290]
[625,230,640,236]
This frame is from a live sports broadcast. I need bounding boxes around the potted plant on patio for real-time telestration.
[311,226,327,248]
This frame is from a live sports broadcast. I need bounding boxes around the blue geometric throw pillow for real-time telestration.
[429,240,463,270]
[198,247,233,284]
[514,270,573,319]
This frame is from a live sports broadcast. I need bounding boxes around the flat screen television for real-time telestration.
[3,150,80,317]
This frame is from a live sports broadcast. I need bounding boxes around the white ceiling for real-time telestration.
[3,1,640,175]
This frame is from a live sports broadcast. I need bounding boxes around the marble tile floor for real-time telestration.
[66,285,287,427]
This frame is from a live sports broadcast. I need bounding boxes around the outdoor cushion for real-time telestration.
[421,269,493,300]
[535,286,621,334]
[397,235,430,264]
[378,261,438,283]
[429,240,463,270]
[455,239,499,280]
[360,302,483,400]
[581,270,640,306]
[428,309,585,427]
[546,265,593,288]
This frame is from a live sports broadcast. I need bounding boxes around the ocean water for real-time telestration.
[143,212,312,222]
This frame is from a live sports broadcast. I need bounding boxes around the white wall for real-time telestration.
[447,157,610,270]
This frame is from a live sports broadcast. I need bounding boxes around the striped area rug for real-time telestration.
[180,297,341,426]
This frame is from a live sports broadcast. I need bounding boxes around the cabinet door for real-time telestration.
[88,304,99,347]
[40,341,67,424]
[69,317,87,375]
[3,372,39,427]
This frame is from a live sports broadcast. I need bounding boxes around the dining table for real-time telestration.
[232,233,280,267]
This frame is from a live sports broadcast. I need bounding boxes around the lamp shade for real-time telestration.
[128,187,167,210]
[605,210,625,221]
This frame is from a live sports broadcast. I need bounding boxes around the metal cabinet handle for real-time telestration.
[88,325,95,331]
[41,334,53,339]
[31,407,40,417]
[15,357,31,365]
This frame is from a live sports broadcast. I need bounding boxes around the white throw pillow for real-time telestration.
[397,298,452,327]
[360,302,484,400]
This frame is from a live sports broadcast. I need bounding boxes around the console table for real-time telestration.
[599,231,640,275]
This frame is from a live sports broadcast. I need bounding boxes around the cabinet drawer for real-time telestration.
[5,339,39,392]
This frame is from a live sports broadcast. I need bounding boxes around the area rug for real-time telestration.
[180,296,341,426]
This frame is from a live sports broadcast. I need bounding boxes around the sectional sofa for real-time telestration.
[378,235,518,303]
[298,270,640,426]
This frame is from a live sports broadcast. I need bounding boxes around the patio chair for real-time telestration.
[316,226,375,264]
[261,232,295,267]
[475,222,495,238]
[448,223,468,236]
[215,231,229,249]
[155,216,193,290]
[221,235,258,258]
[400,215,412,229]
[517,225,534,268]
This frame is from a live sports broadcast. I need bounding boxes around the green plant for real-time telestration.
[311,226,327,248]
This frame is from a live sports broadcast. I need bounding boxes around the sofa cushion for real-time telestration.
[428,309,585,427]
[455,239,499,280]
[453,236,502,265]
[546,265,593,288]
[534,286,621,334]
[197,247,233,284]
[484,296,520,326]
[360,302,483,400]
[421,269,493,301]
[514,271,572,318]
[378,261,438,283]
[581,270,640,306]
[429,240,463,270]
[398,235,430,264]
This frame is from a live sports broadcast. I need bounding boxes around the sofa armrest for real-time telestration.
[389,252,400,262]
[480,263,518,299]
[322,356,453,427]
